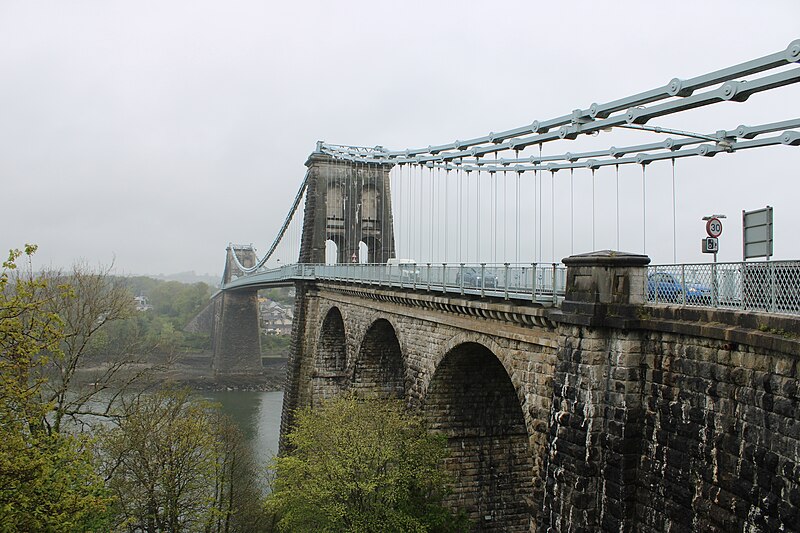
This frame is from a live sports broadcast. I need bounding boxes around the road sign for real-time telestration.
[702,237,719,254]
[706,217,723,238]
[743,206,773,260]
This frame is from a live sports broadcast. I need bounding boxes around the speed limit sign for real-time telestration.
[706,217,723,238]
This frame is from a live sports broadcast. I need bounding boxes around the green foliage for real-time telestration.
[266,394,467,533]
[123,277,213,353]
[146,280,212,328]
[261,333,291,356]
[260,288,293,306]
[99,389,266,532]
[40,262,140,432]
[0,245,112,531]
[73,275,214,357]
[1,247,265,532]
[0,430,112,532]
[0,245,63,419]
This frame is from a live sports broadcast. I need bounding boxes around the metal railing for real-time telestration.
[647,260,800,316]
[225,262,567,304]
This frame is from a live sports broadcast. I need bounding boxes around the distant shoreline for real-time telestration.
[72,352,288,393]
[163,353,287,392]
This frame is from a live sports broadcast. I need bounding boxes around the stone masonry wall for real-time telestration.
[544,325,644,531]
[425,342,535,530]
[212,290,262,375]
[280,255,799,531]
[544,318,799,533]
[290,284,560,531]
[635,328,799,532]
[351,319,404,399]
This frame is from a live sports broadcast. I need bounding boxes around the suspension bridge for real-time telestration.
[207,42,800,532]
[223,39,799,305]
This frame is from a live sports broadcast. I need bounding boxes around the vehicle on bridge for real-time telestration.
[648,272,712,304]
[386,258,420,283]
[456,266,499,289]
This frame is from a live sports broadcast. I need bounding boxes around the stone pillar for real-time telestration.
[212,245,262,375]
[544,251,650,532]
[281,151,396,452]
[213,290,262,375]
[559,250,650,321]
[303,153,396,264]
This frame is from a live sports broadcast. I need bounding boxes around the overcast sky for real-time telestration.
[1,0,798,276]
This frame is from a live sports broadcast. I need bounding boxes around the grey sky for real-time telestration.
[1,0,798,276]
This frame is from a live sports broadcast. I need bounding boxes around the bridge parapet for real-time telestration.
[545,251,800,532]
[559,250,650,324]
[647,260,800,317]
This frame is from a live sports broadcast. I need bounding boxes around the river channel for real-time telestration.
[202,391,284,471]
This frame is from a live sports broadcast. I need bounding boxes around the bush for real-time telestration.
[266,394,468,532]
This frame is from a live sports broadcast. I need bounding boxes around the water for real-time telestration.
[202,391,284,469]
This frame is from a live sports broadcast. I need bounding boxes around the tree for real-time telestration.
[123,277,213,352]
[209,414,267,533]
[0,245,111,531]
[266,394,468,532]
[98,388,265,532]
[34,261,177,434]
[147,280,213,328]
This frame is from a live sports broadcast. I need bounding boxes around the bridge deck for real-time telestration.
[223,259,800,318]
[222,263,567,305]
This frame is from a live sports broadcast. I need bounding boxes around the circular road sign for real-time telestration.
[706,217,723,238]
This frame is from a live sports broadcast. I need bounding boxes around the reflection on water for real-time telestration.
[202,391,284,469]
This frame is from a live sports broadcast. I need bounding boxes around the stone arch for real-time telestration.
[311,306,349,405]
[325,239,339,265]
[317,306,347,372]
[358,240,369,264]
[420,331,526,411]
[352,318,405,399]
[423,341,534,531]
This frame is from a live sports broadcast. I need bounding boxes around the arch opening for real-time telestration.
[317,307,346,372]
[311,307,349,405]
[352,319,404,399]
[325,239,339,265]
[424,342,534,531]
[358,241,369,264]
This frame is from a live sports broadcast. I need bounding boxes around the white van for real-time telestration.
[386,258,420,282]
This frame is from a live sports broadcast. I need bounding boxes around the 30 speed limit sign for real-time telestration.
[706,217,723,238]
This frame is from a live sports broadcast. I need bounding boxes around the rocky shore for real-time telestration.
[164,353,287,392]
[73,352,288,393]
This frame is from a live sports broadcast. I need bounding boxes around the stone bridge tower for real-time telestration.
[302,152,396,264]
[281,151,396,448]
[211,245,262,375]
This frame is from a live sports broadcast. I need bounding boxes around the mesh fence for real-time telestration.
[647,260,800,316]
[237,262,567,304]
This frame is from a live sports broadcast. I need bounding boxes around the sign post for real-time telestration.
[702,214,725,306]
[706,218,723,239]
[702,237,719,254]
[702,215,725,263]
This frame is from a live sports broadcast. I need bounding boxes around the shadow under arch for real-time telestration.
[423,342,534,531]
[352,318,405,399]
[311,306,349,405]
[317,307,346,372]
